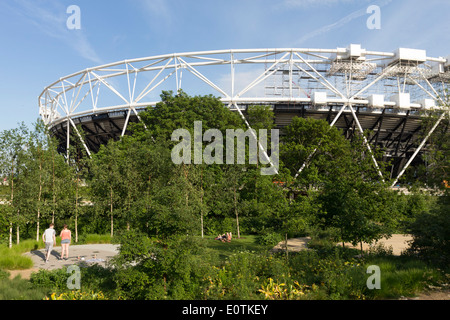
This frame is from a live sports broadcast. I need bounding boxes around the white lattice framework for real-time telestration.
[39,45,449,186]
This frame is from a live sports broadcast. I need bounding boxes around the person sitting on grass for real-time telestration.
[215,233,226,241]
[215,233,232,242]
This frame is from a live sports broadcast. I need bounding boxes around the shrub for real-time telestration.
[256,232,283,247]
[30,268,69,291]
[407,194,450,268]
[203,251,289,300]
[287,249,367,300]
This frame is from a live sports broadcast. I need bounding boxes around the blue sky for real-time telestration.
[0,0,449,131]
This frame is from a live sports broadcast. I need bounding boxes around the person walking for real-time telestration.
[42,223,56,262]
[60,224,71,260]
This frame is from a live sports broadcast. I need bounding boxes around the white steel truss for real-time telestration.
[39,46,449,184]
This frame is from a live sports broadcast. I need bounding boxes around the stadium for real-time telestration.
[38,44,449,186]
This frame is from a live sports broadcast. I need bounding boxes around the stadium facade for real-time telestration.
[39,45,449,186]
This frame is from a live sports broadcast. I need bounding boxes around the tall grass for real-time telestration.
[0,240,38,270]
[0,271,48,300]
[363,256,444,299]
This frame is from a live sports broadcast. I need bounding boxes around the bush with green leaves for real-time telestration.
[112,230,212,300]
[256,232,283,247]
[407,192,449,268]
[286,248,367,300]
[203,250,290,300]
[30,268,69,292]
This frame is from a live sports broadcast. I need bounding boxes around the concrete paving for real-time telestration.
[24,244,120,271]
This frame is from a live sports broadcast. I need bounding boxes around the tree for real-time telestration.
[127,90,250,238]
[280,117,399,251]
[280,117,353,190]
[89,140,123,237]
[0,123,29,247]
[217,164,246,239]
[318,134,398,252]
[0,120,76,245]
[135,90,244,141]
[407,189,449,266]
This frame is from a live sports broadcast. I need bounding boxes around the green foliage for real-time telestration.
[402,94,449,188]
[30,264,117,299]
[256,232,283,247]
[112,230,211,300]
[0,240,39,270]
[407,191,450,267]
[78,233,113,244]
[0,253,34,270]
[280,116,352,187]
[30,268,69,291]
[0,120,79,245]
[0,275,48,300]
[286,248,366,300]
[246,105,275,131]
[0,91,448,300]
[203,235,271,260]
[203,251,289,300]
[362,255,446,299]
[136,90,244,140]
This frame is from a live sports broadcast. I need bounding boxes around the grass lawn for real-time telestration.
[200,234,272,259]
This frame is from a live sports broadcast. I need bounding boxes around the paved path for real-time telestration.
[24,244,120,271]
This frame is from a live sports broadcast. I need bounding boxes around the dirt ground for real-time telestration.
[339,234,414,255]
[6,268,39,280]
[272,234,413,255]
[401,290,450,300]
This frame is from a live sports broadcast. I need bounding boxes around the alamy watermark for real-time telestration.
[171,121,279,175]
[67,265,81,290]
[366,5,381,30]
[366,265,381,290]
[66,5,81,30]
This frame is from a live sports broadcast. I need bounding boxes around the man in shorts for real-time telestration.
[42,223,56,262]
